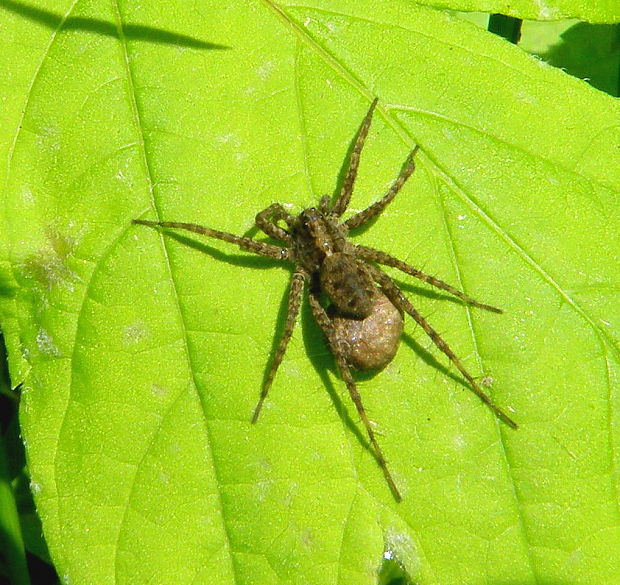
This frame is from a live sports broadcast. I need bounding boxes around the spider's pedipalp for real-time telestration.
[308,289,402,501]
[331,98,379,218]
[132,219,290,260]
[367,264,517,429]
[252,269,306,423]
[343,145,419,232]
[355,244,502,313]
[255,203,294,243]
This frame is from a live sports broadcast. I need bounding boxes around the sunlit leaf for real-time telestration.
[1,1,618,584]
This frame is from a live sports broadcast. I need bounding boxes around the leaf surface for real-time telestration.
[1,1,619,584]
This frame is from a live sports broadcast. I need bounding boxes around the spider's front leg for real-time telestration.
[331,98,379,218]
[132,219,289,260]
[343,146,419,232]
[307,289,402,501]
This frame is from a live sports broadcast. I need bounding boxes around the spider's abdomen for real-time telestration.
[331,292,403,370]
[320,253,376,318]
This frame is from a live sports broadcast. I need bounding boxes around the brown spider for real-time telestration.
[133,98,517,501]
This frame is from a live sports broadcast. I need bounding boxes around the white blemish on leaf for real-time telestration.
[36,329,62,357]
[481,375,494,387]
[21,185,35,204]
[326,21,340,33]
[383,527,419,577]
[215,132,240,146]
[257,60,275,80]
[535,0,561,19]
[151,384,169,397]
[123,322,148,345]
[453,433,466,451]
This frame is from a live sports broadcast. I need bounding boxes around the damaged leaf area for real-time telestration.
[1,1,619,585]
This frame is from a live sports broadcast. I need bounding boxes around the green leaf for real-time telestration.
[520,20,620,96]
[1,1,619,584]
[418,0,620,23]
[0,424,30,585]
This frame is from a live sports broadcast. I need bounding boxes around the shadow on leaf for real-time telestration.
[2,0,231,50]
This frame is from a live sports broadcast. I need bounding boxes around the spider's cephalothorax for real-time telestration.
[133,98,516,501]
[290,205,377,319]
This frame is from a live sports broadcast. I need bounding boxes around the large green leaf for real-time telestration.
[1,1,619,584]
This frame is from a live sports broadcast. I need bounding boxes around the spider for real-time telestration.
[133,98,517,501]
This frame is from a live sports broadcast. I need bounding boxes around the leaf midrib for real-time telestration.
[109,0,238,582]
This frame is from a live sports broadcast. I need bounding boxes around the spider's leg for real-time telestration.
[355,244,502,313]
[367,265,517,429]
[331,98,379,218]
[255,203,294,243]
[343,146,419,232]
[132,219,289,261]
[308,290,402,501]
[252,269,306,422]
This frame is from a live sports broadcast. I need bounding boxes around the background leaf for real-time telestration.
[520,19,620,96]
[1,1,619,584]
[417,0,620,23]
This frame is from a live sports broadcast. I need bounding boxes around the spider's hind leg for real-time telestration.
[367,264,517,429]
[307,289,402,501]
[252,269,306,422]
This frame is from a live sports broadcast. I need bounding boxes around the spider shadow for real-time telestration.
[346,328,469,397]
[294,290,488,459]
[327,106,373,210]
[388,278,499,391]
[391,277,486,310]
[297,299,375,457]
[162,231,284,271]
[294,295,469,467]
[399,332,467,389]
[161,227,488,446]
[338,150,418,238]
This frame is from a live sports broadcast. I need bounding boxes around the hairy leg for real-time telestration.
[308,289,402,501]
[355,244,502,313]
[255,203,294,243]
[331,98,379,218]
[132,219,289,260]
[252,269,306,422]
[344,146,419,232]
[368,265,517,429]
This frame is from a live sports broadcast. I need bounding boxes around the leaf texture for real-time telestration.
[1,1,619,584]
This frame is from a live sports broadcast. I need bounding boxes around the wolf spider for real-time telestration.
[133,98,516,501]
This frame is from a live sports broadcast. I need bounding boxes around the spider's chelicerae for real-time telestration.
[133,98,516,501]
